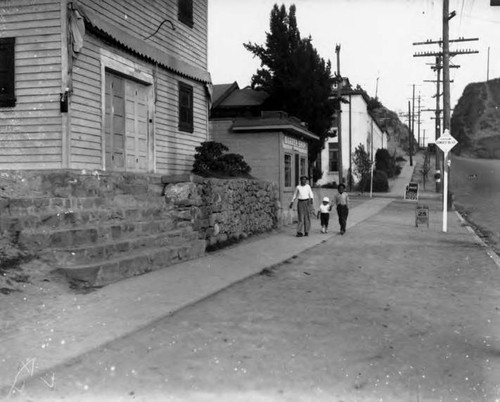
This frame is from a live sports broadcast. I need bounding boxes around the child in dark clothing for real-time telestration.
[317,197,332,233]
[334,183,349,234]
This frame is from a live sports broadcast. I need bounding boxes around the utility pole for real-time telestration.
[413,16,477,193]
[487,46,490,81]
[417,94,421,148]
[443,0,451,134]
[335,44,343,186]
[408,100,413,167]
[412,84,416,161]
[435,57,442,189]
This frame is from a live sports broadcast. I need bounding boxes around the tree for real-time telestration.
[352,144,371,192]
[244,4,336,165]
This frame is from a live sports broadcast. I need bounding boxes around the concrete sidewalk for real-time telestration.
[1,155,489,396]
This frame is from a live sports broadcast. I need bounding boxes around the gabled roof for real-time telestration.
[211,83,269,109]
[212,82,239,108]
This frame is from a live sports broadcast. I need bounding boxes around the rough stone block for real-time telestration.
[58,265,100,287]
[150,248,175,268]
[94,261,122,286]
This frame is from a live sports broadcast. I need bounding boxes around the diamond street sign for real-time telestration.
[435,129,458,153]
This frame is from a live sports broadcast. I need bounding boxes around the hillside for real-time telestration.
[451,78,500,158]
[370,103,414,156]
[353,86,414,157]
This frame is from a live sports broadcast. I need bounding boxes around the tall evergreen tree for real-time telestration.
[244,4,336,165]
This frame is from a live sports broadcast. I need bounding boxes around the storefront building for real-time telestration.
[210,84,319,224]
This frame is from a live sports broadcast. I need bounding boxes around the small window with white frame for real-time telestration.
[328,143,338,172]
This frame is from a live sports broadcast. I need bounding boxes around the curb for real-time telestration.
[455,210,500,269]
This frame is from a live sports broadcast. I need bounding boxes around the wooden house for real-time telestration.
[210,83,319,224]
[0,0,211,174]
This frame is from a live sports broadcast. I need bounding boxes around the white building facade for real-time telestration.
[317,91,387,187]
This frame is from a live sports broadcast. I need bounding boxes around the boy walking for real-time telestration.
[289,176,314,237]
[317,197,332,233]
[334,183,349,234]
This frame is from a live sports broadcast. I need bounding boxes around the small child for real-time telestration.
[317,196,332,233]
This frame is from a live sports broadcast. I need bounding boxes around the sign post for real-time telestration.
[435,129,458,232]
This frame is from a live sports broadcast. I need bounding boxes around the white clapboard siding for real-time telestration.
[0,0,62,169]
[81,0,207,70]
[154,70,208,174]
[70,31,209,174]
[68,35,103,169]
[0,0,211,173]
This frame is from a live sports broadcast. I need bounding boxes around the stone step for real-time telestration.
[1,204,171,233]
[55,240,207,288]
[2,194,166,215]
[40,228,199,267]
[18,217,183,251]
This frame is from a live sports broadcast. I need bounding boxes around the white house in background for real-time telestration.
[317,89,388,187]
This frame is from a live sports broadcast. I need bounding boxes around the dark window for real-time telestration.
[284,154,292,188]
[178,0,193,27]
[300,157,306,177]
[328,143,339,172]
[294,154,300,186]
[0,38,15,107]
[178,82,193,133]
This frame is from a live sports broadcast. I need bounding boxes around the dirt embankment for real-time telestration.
[450,155,500,253]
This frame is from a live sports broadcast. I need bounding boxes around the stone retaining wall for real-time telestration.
[163,176,280,249]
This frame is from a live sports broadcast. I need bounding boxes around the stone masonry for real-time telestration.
[1,171,280,288]
[163,175,280,250]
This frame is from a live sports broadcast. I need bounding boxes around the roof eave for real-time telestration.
[233,124,319,141]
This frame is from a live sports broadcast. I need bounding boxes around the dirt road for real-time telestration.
[9,200,500,402]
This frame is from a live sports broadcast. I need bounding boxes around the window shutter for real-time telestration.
[178,0,193,28]
[0,38,15,107]
[178,82,193,133]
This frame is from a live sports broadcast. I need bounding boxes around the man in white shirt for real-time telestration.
[289,176,314,237]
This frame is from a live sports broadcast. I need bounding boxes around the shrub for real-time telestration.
[373,169,389,192]
[217,153,251,176]
[363,169,389,192]
[192,141,252,177]
[375,148,400,178]
[192,141,228,173]
[320,181,337,189]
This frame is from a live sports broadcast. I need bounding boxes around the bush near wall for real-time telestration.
[375,148,402,178]
[362,169,389,192]
[163,176,279,250]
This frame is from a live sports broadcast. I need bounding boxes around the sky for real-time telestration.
[207,0,500,145]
